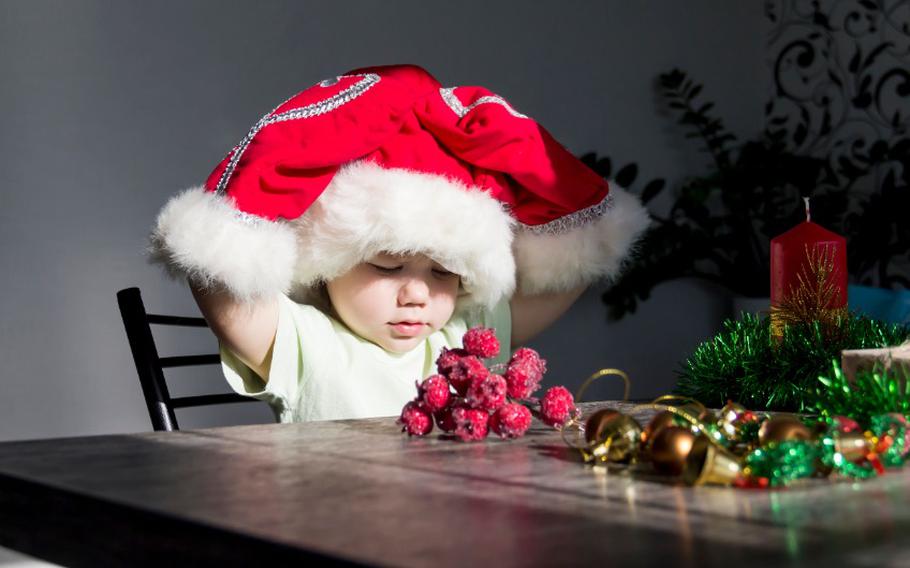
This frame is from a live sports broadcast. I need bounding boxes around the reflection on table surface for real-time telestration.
[1,401,909,567]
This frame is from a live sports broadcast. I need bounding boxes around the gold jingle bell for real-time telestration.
[813,429,872,477]
[641,411,677,447]
[649,426,697,476]
[584,409,619,444]
[834,430,869,463]
[584,408,643,463]
[717,401,751,441]
[682,435,741,486]
[679,402,712,422]
[758,416,812,446]
[644,397,712,436]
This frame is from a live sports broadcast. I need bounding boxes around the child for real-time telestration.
[149,64,649,423]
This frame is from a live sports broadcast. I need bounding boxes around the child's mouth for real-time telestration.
[389,322,426,337]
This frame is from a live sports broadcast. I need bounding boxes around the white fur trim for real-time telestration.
[148,187,298,301]
[149,167,646,308]
[513,186,651,294]
[289,161,516,309]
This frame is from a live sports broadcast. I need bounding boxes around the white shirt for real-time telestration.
[221,294,512,422]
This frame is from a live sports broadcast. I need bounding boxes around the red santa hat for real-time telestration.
[150,64,650,309]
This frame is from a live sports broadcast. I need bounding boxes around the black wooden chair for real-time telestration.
[117,286,259,431]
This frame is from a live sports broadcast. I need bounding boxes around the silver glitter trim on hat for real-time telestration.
[522,194,615,235]
[215,73,381,196]
[439,87,528,119]
[232,208,267,226]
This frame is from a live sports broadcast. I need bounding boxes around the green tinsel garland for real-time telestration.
[675,312,910,412]
[813,364,910,425]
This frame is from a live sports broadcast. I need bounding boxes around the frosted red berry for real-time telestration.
[505,347,547,399]
[462,327,500,359]
[435,399,467,433]
[446,355,489,396]
[490,403,532,439]
[402,336,567,443]
[452,407,490,441]
[539,386,578,428]
[435,404,458,433]
[398,401,433,436]
[436,347,468,374]
[510,347,546,376]
[466,373,507,412]
[417,375,451,413]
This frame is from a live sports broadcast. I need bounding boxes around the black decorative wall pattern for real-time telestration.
[765,0,910,287]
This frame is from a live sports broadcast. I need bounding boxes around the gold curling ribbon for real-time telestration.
[574,368,631,404]
[561,368,632,461]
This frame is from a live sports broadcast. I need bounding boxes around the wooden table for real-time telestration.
[1,401,909,567]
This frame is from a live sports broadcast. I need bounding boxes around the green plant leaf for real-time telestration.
[640,179,666,204]
[615,164,638,188]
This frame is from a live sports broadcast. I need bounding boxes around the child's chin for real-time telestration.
[382,336,423,353]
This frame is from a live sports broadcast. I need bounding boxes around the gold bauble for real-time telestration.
[641,411,676,446]
[758,416,812,445]
[648,426,696,476]
[584,409,642,462]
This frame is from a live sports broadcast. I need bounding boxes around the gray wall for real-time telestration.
[0,1,765,441]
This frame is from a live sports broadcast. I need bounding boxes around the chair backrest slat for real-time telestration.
[159,354,221,368]
[147,314,209,327]
[117,287,258,432]
[171,393,252,409]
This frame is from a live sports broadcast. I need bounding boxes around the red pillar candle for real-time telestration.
[770,198,848,313]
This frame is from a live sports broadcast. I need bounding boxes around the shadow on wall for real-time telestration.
[0,545,61,568]
[529,278,729,403]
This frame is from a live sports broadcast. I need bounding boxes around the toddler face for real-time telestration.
[326,252,461,353]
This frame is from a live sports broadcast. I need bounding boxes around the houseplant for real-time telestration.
[593,68,908,320]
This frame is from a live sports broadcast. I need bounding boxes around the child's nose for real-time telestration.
[398,277,429,306]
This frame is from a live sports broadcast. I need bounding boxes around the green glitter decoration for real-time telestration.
[676,312,910,412]
[737,418,763,447]
[745,440,818,487]
[869,414,907,468]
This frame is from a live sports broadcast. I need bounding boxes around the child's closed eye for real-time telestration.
[368,263,402,274]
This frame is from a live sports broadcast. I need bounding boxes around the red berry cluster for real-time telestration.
[397,326,579,441]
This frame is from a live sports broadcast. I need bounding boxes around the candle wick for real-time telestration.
[804,196,811,222]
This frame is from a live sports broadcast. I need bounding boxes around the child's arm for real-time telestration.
[190,282,279,382]
[509,285,587,348]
